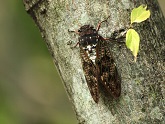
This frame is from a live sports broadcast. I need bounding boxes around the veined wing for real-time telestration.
[80,47,99,103]
[96,37,121,98]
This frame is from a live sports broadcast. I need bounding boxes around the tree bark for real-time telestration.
[23,0,165,123]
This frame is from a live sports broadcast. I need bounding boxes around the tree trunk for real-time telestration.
[23,0,165,123]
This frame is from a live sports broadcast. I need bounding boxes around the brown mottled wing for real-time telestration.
[96,37,121,98]
[80,47,99,103]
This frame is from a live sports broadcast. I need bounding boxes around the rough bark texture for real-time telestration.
[23,0,165,123]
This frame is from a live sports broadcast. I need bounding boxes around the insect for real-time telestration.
[69,17,123,103]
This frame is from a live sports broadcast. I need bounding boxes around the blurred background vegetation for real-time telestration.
[0,1,164,124]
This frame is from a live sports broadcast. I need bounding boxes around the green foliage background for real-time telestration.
[0,1,164,124]
[0,1,77,124]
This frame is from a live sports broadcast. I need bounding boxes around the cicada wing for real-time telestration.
[96,38,121,98]
[80,47,99,103]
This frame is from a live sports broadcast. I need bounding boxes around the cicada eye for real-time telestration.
[78,29,81,32]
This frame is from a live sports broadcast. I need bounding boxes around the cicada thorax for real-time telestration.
[78,25,100,64]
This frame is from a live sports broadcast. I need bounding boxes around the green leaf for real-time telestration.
[126,29,140,61]
[131,5,150,24]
